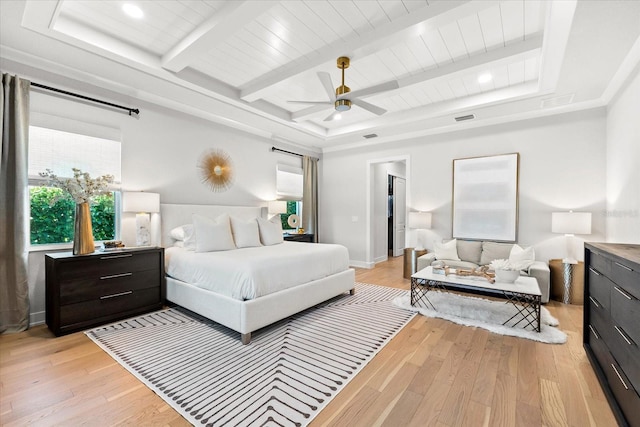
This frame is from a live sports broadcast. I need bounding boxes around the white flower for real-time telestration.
[40,168,114,204]
[489,258,529,271]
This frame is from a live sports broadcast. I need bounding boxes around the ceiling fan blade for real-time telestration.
[343,80,399,99]
[323,110,341,122]
[287,100,333,105]
[352,98,387,115]
[317,72,336,101]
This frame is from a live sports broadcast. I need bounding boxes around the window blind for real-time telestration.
[28,126,121,184]
[276,164,303,200]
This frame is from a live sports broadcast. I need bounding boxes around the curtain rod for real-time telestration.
[30,82,140,116]
[271,146,319,161]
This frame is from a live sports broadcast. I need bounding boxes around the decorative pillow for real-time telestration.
[509,244,536,270]
[480,241,513,266]
[169,224,193,241]
[257,216,284,246]
[173,240,185,248]
[230,216,262,248]
[192,213,236,253]
[456,240,482,264]
[433,239,460,261]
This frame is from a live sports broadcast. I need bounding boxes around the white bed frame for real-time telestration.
[160,203,356,344]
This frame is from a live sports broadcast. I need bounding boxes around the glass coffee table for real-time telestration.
[411,266,542,332]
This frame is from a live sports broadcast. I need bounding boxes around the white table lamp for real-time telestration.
[552,211,592,264]
[268,200,287,218]
[408,212,432,250]
[123,192,160,246]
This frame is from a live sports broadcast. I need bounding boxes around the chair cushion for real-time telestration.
[456,240,482,264]
[480,241,514,266]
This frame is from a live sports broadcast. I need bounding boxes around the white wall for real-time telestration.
[606,65,640,243]
[26,92,312,324]
[321,108,608,267]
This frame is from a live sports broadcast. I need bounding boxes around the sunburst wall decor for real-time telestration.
[198,148,234,192]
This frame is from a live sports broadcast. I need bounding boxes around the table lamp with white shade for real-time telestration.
[268,200,287,219]
[408,212,432,250]
[123,192,160,246]
[552,211,592,263]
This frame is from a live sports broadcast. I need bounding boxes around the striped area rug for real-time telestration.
[86,283,415,427]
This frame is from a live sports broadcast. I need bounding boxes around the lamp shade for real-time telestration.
[552,211,592,235]
[122,192,160,213]
[268,200,287,214]
[408,212,432,229]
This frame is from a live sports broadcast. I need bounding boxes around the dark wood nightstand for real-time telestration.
[284,233,315,243]
[45,247,165,336]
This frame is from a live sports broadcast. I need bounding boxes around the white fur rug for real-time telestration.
[393,291,567,344]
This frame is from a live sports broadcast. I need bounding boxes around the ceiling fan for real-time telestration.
[289,57,399,122]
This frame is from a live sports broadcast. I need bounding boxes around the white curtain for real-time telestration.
[302,156,318,242]
[0,74,31,333]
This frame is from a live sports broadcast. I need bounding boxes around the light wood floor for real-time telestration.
[0,257,616,426]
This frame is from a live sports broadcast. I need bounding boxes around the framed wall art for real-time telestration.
[452,153,519,242]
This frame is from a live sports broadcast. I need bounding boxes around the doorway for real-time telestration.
[366,156,410,267]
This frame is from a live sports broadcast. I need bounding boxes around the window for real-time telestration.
[28,126,121,246]
[276,164,303,231]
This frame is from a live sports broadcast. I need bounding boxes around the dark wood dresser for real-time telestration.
[46,247,165,336]
[584,243,640,427]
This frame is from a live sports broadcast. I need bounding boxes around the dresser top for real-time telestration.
[585,242,640,269]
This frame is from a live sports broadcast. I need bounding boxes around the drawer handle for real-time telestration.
[589,296,600,308]
[614,286,633,300]
[100,272,132,280]
[588,325,600,340]
[588,267,601,276]
[100,254,133,260]
[614,325,634,346]
[100,291,133,300]
[611,364,629,390]
[615,262,633,272]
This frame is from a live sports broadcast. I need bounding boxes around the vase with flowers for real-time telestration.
[40,168,114,255]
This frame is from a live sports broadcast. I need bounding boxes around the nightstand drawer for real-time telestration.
[60,269,160,305]
[59,287,161,326]
[589,251,612,277]
[58,251,160,282]
[610,260,640,300]
[588,267,611,312]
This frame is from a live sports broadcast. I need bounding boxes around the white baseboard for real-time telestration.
[30,311,46,326]
[349,260,375,269]
[374,255,388,264]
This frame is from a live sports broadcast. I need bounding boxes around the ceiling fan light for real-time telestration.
[335,99,351,112]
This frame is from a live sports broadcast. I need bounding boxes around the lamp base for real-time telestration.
[135,213,151,246]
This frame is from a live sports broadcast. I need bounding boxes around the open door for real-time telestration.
[392,177,406,257]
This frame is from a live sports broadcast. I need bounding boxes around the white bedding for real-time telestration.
[165,241,350,300]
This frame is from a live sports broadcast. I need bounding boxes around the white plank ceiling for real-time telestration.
[5,0,639,149]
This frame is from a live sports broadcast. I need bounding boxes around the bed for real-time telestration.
[160,203,355,344]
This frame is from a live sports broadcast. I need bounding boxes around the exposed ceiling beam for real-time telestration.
[239,0,501,102]
[538,0,577,92]
[161,1,278,72]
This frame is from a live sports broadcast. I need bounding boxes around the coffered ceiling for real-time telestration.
[1,1,639,152]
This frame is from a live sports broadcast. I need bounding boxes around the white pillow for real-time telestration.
[230,216,262,248]
[257,216,284,246]
[192,213,236,253]
[170,224,193,241]
[509,244,536,270]
[434,239,461,261]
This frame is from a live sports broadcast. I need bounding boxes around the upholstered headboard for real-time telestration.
[160,203,267,247]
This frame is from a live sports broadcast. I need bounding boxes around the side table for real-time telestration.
[404,248,427,279]
[549,259,584,304]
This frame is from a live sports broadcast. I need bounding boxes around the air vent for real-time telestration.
[541,94,575,109]
[454,114,475,122]
[363,133,378,139]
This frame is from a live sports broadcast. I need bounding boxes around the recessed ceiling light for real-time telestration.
[122,3,144,19]
[478,73,492,84]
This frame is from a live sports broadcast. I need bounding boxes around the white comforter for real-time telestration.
[165,242,350,300]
